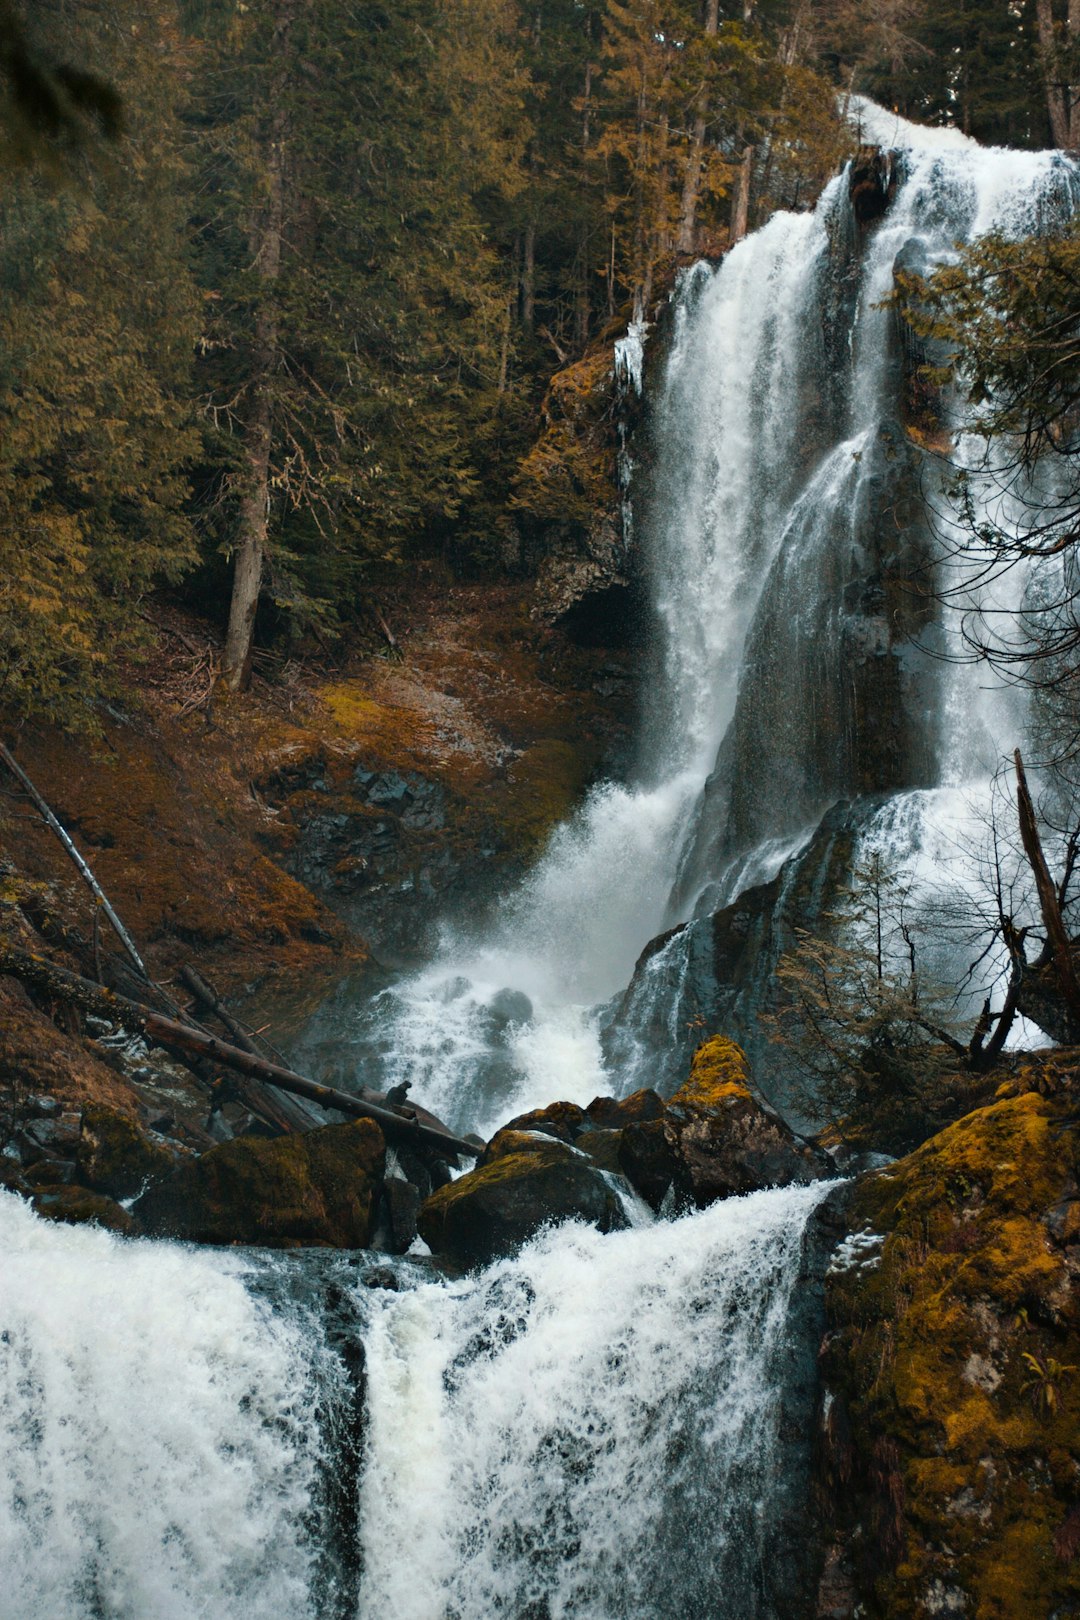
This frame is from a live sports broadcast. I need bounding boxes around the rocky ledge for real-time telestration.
[418,1036,831,1270]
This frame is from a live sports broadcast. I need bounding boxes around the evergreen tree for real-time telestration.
[189,0,528,688]
[0,1,198,724]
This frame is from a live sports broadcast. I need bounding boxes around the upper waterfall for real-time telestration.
[290,102,1078,1136]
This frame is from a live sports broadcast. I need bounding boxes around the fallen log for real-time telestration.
[179,964,319,1134]
[0,941,479,1160]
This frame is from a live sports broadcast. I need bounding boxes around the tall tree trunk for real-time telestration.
[221,3,292,693]
[575,58,593,350]
[1037,0,1073,147]
[522,216,536,331]
[729,142,753,244]
[675,0,720,255]
[1015,749,1080,1024]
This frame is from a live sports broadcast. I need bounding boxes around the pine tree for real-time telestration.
[0,1,199,725]
[190,0,529,688]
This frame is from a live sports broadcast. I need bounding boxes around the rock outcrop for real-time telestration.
[138,1118,386,1248]
[419,1040,828,1267]
[816,1058,1080,1619]
[664,1036,830,1208]
[418,1138,630,1269]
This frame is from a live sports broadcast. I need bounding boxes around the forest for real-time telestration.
[5,4,1080,1619]
[0,0,1076,719]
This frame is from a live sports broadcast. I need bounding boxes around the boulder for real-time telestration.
[418,1140,629,1268]
[585,1088,665,1129]
[138,1119,385,1248]
[665,1037,829,1208]
[76,1103,186,1202]
[32,1184,135,1235]
[574,1128,624,1177]
[479,1126,577,1168]
[618,1119,679,1212]
[500,1100,590,1144]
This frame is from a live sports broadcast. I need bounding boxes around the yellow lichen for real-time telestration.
[824,1077,1080,1619]
[669,1036,753,1112]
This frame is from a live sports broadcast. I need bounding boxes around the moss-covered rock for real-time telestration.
[418,1140,629,1268]
[665,1037,829,1208]
[76,1103,186,1201]
[138,1119,385,1248]
[31,1184,135,1234]
[499,1100,590,1144]
[819,1081,1080,1619]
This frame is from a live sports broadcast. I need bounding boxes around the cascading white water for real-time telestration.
[1,1181,836,1619]
[0,1194,324,1620]
[322,104,1077,1134]
[11,102,1078,1620]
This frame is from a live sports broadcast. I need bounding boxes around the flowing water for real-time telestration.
[298,103,1079,1134]
[0,1181,836,1619]
[6,104,1079,1619]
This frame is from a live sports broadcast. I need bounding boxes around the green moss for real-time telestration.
[669,1036,753,1112]
[824,1079,1080,1618]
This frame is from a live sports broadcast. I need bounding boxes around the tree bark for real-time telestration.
[221,2,293,693]
[1036,0,1078,148]
[729,142,753,244]
[1015,749,1080,1025]
[522,216,536,332]
[675,0,720,255]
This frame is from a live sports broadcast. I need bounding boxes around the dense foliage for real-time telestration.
[1,0,1075,717]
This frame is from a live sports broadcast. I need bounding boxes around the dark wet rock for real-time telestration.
[585,1088,665,1129]
[849,145,899,225]
[361,1264,402,1291]
[618,1119,679,1212]
[76,1103,186,1202]
[32,1184,135,1234]
[138,1119,386,1248]
[488,987,534,1029]
[418,1139,630,1268]
[373,1176,421,1256]
[22,1157,77,1187]
[574,1128,624,1177]
[23,1094,62,1119]
[531,512,637,639]
[665,1037,830,1209]
[500,1100,590,1144]
[20,1110,82,1158]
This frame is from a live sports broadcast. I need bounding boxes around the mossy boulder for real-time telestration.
[138,1118,385,1248]
[32,1184,135,1234]
[819,1080,1080,1619]
[665,1037,829,1208]
[500,1100,590,1144]
[418,1140,629,1268]
[76,1104,186,1201]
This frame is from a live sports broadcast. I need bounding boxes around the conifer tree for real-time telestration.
[0,1,198,724]
[191,0,528,688]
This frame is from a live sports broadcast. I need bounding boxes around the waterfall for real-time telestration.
[300,103,1077,1134]
[1,1180,836,1619]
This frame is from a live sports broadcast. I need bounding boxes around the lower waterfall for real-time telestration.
[0,1181,836,1620]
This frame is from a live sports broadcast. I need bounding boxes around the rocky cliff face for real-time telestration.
[815,1056,1080,1619]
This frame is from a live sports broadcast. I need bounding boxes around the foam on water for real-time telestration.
[0,1195,322,1620]
[2,1180,836,1619]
